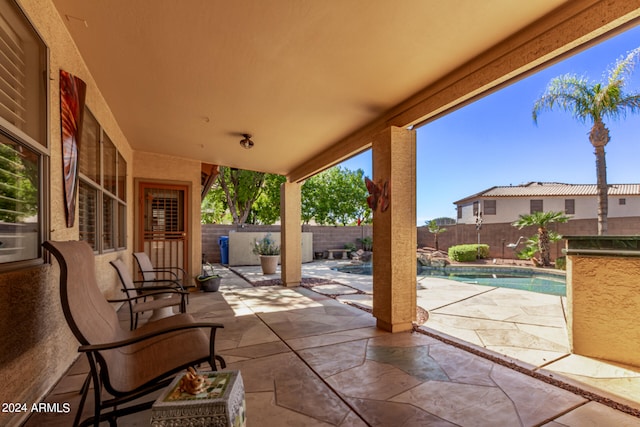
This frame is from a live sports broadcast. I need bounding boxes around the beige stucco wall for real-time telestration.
[372,127,417,333]
[0,2,135,425]
[228,231,313,266]
[133,151,202,280]
[567,255,640,367]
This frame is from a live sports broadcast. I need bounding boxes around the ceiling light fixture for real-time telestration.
[240,134,254,149]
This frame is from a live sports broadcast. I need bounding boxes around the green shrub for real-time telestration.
[344,242,357,252]
[448,244,489,262]
[358,236,373,251]
[517,246,537,260]
[555,256,566,270]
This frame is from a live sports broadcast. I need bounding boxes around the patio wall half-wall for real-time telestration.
[565,236,640,367]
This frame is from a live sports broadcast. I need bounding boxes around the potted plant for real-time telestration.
[253,233,280,275]
[196,263,221,292]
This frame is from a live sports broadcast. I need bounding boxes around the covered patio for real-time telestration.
[3,1,640,426]
[26,264,640,425]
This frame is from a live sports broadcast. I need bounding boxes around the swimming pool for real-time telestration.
[420,266,566,296]
[333,264,566,296]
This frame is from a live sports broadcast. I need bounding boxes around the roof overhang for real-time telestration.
[50,0,640,182]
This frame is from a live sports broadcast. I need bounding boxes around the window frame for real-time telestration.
[0,0,49,272]
[565,199,575,215]
[78,106,126,253]
[483,200,496,215]
[530,199,543,214]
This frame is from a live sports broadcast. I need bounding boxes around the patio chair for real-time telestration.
[110,258,187,330]
[133,251,196,300]
[43,240,225,427]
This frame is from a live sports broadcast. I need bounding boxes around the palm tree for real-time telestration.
[426,220,447,251]
[532,48,640,235]
[512,211,569,267]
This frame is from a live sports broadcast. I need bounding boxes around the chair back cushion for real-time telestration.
[43,240,123,345]
[110,258,140,298]
[133,252,157,282]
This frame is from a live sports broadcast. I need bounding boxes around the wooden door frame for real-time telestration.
[135,179,191,274]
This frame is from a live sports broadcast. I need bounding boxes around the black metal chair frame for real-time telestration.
[133,252,197,301]
[43,241,226,427]
[110,259,188,330]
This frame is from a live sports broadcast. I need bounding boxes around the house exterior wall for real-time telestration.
[0,2,135,425]
[458,195,640,224]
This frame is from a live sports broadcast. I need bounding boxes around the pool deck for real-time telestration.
[26,259,640,426]
[234,260,640,414]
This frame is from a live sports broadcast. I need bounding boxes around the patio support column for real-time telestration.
[281,181,302,287]
[372,126,416,332]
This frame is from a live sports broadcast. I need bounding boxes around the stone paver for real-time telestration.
[236,262,640,414]
[26,261,640,426]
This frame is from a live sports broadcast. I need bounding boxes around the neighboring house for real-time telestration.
[454,182,640,224]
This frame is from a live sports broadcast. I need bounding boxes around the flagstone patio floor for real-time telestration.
[25,261,640,426]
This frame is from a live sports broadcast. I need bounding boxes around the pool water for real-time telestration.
[333,264,566,296]
[420,268,566,296]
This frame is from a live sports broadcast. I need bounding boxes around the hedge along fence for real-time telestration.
[202,224,373,263]
[448,244,490,262]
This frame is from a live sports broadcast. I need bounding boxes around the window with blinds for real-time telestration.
[78,106,127,253]
[565,199,575,215]
[483,200,496,215]
[145,189,183,239]
[0,0,47,268]
[0,0,46,146]
[530,199,543,214]
[78,180,97,247]
[0,13,26,131]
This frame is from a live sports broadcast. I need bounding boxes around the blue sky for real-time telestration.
[340,26,640,225]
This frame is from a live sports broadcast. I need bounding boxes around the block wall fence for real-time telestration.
[202,224,372,263]
[202,217,640,264]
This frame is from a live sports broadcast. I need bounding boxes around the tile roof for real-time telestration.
[454,182,640,204]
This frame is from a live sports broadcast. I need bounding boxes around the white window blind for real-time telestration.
[0,11,26,131]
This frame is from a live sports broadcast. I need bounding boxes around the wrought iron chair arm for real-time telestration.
[130,284,189,294]
[141,267,187,281]
[150,266,187,275]
[133,278,186,290]
[78,322,225,352]
[109,289,187,303]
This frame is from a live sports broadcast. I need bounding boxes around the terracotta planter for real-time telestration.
[259,255,279,275]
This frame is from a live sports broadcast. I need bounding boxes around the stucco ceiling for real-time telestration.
[51,0,571,177]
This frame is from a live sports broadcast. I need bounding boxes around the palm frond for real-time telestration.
[512,211,569,229]
[607,47,640,87]
[601,92,640,121]
[532,75,593,124]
